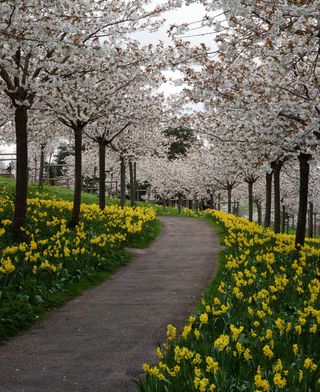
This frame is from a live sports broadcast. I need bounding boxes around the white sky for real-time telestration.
[133,2,213,47]
[133,2,215,97]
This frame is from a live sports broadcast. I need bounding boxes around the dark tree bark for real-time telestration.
[248,181,253,222]
[314,213,317,237]
[129,160,135,207]
[264,172,272,227]
[308,202,314,238]
[281,204,286,234]
[255,199,262,225]
[98,141,106,210]
[210,193,214,209]
[295,153,312,248]
[178,192,182,214]
[38,143,45,186]
[33,155,37,182]
[70,127,83,227]
[13,105,29,238]
[271,161,282,234]
[120,154,126,208]
[227,187,232,213]
[133,161,137,201]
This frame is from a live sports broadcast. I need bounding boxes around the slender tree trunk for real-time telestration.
[264,172,272,227]
[98,141,106,210]
[120,154,126,208]
[255,200,262,225]
[129,160,135,207]
[34,155,37,182]
[314,213,317,238]
[38,143,46,186]
[210,193,214,209]
[178,193,182,214]
[109,172,113,198]
[272,161,282,234]
[281,204,286,233]
[295,153,311,248]
[70,127,82,227]
[308,202,314,238]
[133,162,137,201]
[227,187,232,213]
[217,193,221,210]
[248,181,253,222]
[13,106,29,238]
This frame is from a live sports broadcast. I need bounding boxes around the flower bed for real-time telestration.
[0,192,156,341]
[140,210,320,391]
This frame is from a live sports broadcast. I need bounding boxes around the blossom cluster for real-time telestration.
[140,210,320,391]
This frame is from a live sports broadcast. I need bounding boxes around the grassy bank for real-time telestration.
[139,210,320,392]
[0,180,160,342]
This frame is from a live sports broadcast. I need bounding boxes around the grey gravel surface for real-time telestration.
[0,216,220,392]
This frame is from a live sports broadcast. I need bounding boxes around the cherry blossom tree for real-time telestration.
[0,0,174,235]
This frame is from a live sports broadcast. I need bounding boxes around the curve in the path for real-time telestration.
[0,216,221,392]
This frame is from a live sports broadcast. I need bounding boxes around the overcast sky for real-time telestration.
[133,2,215,98]
[133,2,213,48]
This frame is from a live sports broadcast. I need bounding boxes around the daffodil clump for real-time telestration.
[0,196,155,276]
[0,191,156,340]
[140,210,320,391]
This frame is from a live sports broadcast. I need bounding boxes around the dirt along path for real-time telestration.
[0,216,221,392]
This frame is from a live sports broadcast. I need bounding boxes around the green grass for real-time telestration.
[200,216,227,305]
[0,250,131,342]
[126,219,162,249]
[0,176,119,205]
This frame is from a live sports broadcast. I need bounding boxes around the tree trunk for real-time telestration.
[178,193,182,214]
[314,213,317,238]
[129,160,135,207]
[109,172,113,198]
[264,172,272,227]
[255,200,262,225]
[272,161,282,234]
[295,153,311,248]
[281,204,286,233]
[227,187,232,213]
[308,202,314,238]
[120,154,126,208]
[133,161,137,201]
[70,127,82,227]
[98,141,106,210]
[13,106,29,238]
[248,181,253,222]
[34,155,37,182]
[210,193,214,209]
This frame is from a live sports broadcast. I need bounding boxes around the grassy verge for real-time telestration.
[0,249,131,342]
[0,176,117,205]
[126,219,162,249]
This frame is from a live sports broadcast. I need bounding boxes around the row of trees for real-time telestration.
[0,0,202,237]
[168,0,320,247]
[1,0,319,248]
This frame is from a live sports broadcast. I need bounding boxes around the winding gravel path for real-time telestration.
[0,216,220,392]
